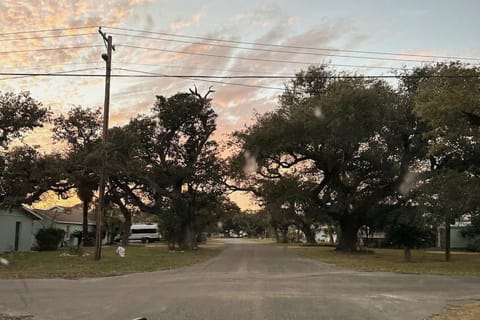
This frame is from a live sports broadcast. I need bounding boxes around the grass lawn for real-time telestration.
[428,302,480,320]
[289,246,480,276]
[244,237,276,243]
[0,244,222,279]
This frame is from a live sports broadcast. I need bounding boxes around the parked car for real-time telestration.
[128,224,161,243]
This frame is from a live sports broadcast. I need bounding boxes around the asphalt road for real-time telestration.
[1,239,480,320]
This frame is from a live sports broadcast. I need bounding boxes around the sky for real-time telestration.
[1,0,480,210]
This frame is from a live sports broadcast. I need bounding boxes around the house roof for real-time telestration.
[19,206,44,220]
[32,204,96,225]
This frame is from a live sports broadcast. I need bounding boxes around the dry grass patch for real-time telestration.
[428,302,480,319]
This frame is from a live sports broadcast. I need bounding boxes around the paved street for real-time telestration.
[1,239,479,320]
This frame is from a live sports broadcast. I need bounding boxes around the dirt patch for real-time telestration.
[0,314,33,320]
[429,302,480,320]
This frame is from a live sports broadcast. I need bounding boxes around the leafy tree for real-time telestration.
[415,169,480,261]
[384,209,435,262]
[0,92,52,207]
[52,106,102,246]
[259,175,324,244]
[412,62,480,260]
[0,147,64,207]
[109,88,224,250]
[0,91,50,148]
[230,65,423,251]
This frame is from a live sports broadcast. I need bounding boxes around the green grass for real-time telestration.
[0,244,222,279]
[289,246,480,276]
[244,237,276,243]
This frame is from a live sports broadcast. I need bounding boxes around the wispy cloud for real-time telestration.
[169,7,206,31]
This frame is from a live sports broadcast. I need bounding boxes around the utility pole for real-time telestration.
[95,27,114,261]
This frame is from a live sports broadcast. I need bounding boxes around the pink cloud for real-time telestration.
[169,7,206,31]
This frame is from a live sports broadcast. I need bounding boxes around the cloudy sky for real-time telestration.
[1,0,479,209]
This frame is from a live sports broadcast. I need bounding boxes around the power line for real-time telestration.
[111,32,439,64]
[1,61,102,70]
[114,61,299,75]
[117,44,404,70]
[115,68,285,90]
[1,71,477,80]
[115,68,294,79]
[114,60,407,72]
[0,26,98,37]
[0,33,97,42]
[103,26,480,62]
[0,45,102,55]
[0,67,104,81]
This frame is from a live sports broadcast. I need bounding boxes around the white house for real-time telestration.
[32,205,97,247]
[0,204,102,253]
[0,206,43,253]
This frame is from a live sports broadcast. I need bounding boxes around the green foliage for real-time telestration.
[218,201,270,237]
[230,65,423,251]
[0,91,51,148]
[413,62,480,141]
[51,106,102,244]
[466,239,480,252]
[105,88,224,250]
[462,213,480,239]
[385,221,435,250]
[52,106,102,151]
[415,169,480,224]
[35,228,65,251]
[0,92,52,207]
[0,147,63,207]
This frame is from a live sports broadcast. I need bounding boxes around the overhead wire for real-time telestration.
[112,68,285,90]
[0,33,97,42]
[0,45,102,55]
[0,70,477,80]
[1,61,103,70]
[117,44,405,70]
[111,32,438,64]
[0,26,98,37]
[0,67,104,81]
[103,26,480,62]
[114,61,299,75]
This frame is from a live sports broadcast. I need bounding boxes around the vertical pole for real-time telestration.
[445,214,451,262]
[95,35,112,261]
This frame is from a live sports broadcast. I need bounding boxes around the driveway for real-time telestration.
[1,239,479,320]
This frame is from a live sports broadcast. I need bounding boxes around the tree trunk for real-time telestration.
[122,211,132,246]
[274,226,280,243]
[445,217,451,262]
[278,226,288,243]
[180,222,197,250]
[81,200,89,247]
[403,247,412,262]
[301,224,316,244]
[336,218,359,252]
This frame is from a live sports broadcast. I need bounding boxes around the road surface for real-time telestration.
[1,239,479,320]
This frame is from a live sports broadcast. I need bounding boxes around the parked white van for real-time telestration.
[128,224,161,243]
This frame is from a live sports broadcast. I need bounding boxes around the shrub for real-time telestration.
[35,228,65,251]
[466,239,480,252]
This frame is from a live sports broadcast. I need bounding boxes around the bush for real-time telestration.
[35,228,65,251]
[466,239,480,252]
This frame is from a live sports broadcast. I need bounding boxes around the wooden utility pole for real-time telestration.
[95,28,114,261]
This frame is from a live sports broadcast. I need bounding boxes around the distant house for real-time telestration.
[32,205,97,247]
[0,204,105,253]
[0,207,43,253]
[436,222,479,249]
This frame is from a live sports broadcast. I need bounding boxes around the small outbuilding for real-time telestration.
[0,206,43,253]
